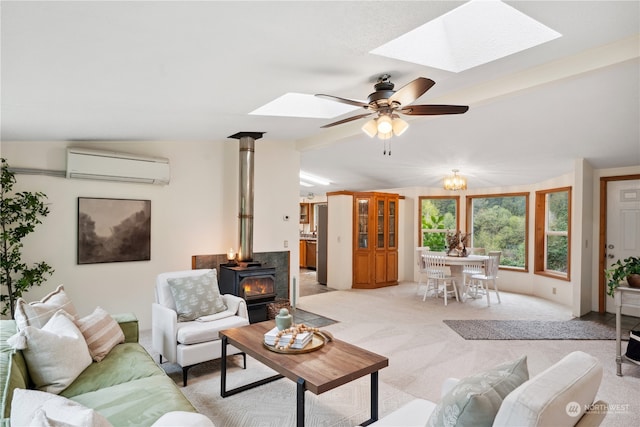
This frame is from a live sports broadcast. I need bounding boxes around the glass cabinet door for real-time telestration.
[377,199,385,248]
[388,199,396,248]
[357,198,369,249]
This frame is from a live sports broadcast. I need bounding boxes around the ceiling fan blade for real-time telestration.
[315,94,370,109]
[399,104,469,115]
[320,112,373,128]
[388,77,435,106]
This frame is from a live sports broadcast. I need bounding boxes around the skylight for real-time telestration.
[249,93,360,118]
[370,0,562,73]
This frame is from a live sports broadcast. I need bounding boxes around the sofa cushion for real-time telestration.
[111,312,139,343]
[8,310,92,394]
[14,285,78,330]
[75,307,125,362]
[0,320,29,420]
[493,351,602,427]
[69,375,197,427]
[10,389,112,427]
[177,315,249,345]
[427,355,528,427]
[167,270,227,322]
[60,342,166,398]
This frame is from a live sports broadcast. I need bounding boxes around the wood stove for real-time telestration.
[220,264,276,323]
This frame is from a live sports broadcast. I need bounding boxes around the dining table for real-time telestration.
[417,248,488,301]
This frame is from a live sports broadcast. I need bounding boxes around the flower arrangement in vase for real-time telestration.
[446,230,471,257]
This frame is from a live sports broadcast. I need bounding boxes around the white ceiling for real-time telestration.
[1,1,639,195]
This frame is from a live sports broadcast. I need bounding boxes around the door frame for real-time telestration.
[598,173,640,312]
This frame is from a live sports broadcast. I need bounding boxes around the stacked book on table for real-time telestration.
[264,327,313,349]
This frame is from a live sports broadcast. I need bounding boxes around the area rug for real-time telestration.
[443,319,617,340]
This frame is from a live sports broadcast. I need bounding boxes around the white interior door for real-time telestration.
[605,179,640,315]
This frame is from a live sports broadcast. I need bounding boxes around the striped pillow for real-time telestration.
[74,307,125,362]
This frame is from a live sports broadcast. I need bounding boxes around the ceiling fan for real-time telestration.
[315,74,469,139]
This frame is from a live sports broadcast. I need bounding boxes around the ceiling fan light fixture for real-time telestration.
[443,169,467,191]
[362,119,378,138]
[377,115,393,134]
[392,117,409,136]
[377,131,392,140]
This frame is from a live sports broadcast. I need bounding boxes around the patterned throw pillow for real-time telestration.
[427,355,529,427]
[167,271,227,322]
[74,307,125,362]
[14,285,78,330]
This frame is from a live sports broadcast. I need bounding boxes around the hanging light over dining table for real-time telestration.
[444,169,467,190]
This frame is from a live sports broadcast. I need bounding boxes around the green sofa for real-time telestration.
[1,314,207,427]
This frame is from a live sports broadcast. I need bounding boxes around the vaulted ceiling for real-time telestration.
[1,1,638,195]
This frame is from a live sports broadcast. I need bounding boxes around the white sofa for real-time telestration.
[152,269,250,386]
[368,351,605,427]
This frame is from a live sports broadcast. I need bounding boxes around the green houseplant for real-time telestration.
[1,158,54,317]
[606,256,640,296]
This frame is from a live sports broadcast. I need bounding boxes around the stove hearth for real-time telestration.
[220,264,276,323]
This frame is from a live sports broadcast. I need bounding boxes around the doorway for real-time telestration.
[600,174,640,314]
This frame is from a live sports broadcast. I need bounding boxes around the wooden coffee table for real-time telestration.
[220,322,389,427]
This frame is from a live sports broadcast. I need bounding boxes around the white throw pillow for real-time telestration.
[14,285,78,330]
[74,306,125,362]
[7,310,92,394]
[11,388,113,427]
[151,411,215,427]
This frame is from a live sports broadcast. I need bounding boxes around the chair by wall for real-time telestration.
[471,252,502,306]
[152,269,250,386]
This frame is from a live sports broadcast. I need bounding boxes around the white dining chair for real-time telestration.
[462,261,484,301]
[416,246,430,295]
[470,251,502,306]
[422,252,459,306]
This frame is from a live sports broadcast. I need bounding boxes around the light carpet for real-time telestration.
[444,319,617,340]
[140,283,640,427]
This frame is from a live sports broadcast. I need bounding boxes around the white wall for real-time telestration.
[327,194,352,290]
[1,140,301,329]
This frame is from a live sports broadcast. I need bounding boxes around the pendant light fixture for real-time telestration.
[443,169,467,191]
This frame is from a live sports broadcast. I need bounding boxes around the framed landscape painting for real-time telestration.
[77,197,151,264]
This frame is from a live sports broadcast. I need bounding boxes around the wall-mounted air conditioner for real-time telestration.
[66,148,170,185]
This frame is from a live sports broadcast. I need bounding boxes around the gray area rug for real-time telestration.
[444,319,617,340]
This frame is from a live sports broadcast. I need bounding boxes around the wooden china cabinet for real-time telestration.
[339,191,399,289]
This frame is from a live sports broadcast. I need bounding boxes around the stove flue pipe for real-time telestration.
[228,132,264,262]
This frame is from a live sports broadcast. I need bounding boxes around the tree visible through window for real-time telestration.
[535,187,571,278]
[466,193,528,269]
[419,196,459,252]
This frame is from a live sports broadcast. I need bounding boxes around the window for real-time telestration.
[535,187,571,279]
[419,196,459,251]
[466,193,528,269]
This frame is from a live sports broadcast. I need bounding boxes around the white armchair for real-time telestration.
[152,269,250,386]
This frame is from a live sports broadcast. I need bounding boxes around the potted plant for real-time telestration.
[1,158,54,317]
[606,256,640,296]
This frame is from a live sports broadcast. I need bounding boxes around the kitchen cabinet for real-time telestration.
[306,240,317,269]
[329,191,399,289]
[300,203,310,224]
[299,240,306,266]
[299,239,317,269]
